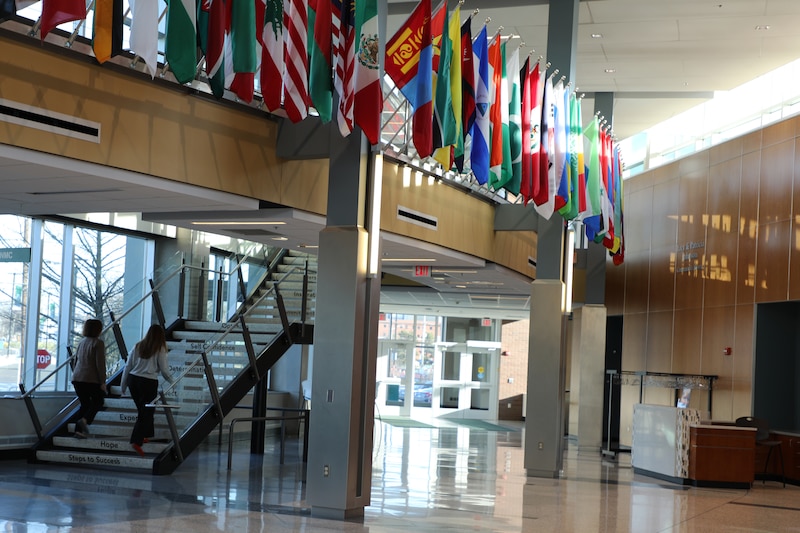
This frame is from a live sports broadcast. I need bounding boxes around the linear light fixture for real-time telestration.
[382,258,436,262]
[191,221,286,225]
[368,152,384,277]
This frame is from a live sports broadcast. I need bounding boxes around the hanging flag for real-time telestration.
[562,91,581,220]
[520,57,532,202]
[487,34,502,187]
[533,73,555,219]
[505,44,521,195]
[432,3,455,163]
[308,0,333,122]
[41,0,86,40]
[574,95,587,217]
[433,4,461,169]
[198,0,226,99]
[553,79,570,213]
[92,0,123,64]
[333,0,355,136]
[490,40,512,190]
[455,15,474,173]
[262,0,284,112]
[130,0,159,78]
[471,25,490,185]
[384,0,433,156]
[284,0,309,122]
[166,0,198,84]
[582,116,603,240]
[229,0,257,102]
[528,61,541,204]
[353,0,381,143]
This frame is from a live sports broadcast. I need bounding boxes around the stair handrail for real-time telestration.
[156,265,301,440]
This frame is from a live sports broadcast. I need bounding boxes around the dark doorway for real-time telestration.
[602,315,624,454]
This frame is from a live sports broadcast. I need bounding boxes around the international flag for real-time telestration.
[229,0,257,103]
[533,73,555,220]
[505,44,521,195]
[432,3,456,165]
[284,0,309,122]
[562,91,582,220]
[198,0,226,99]
[166,0,198,85]
[582,116,603,240]
[519,57,532,202]
[470,25,490,185]
[573,95,587,218]
[130,0,159,78]
[454,15,474,172]
[308,0,333,122]
[354,0,381,144]
[41,0,86,40]
[490,40,511,190]
[92,0,123,64]
[553,78,570,213]
[262,0,284,112]
[384,0,433,157]
[528,61,541,203]
[333,0,355,136]
[487,34,502,187]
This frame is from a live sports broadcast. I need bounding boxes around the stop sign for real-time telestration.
[36,349,51,369]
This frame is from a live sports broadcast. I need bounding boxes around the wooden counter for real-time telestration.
[688,424,756,488]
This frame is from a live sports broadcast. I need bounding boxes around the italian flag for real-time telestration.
[353,0,381,144]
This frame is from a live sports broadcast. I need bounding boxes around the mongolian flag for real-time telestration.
[385,0,433,157]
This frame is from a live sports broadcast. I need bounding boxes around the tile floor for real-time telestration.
[0,419,798,532]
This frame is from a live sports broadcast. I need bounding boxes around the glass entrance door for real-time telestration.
[432,341,501,419]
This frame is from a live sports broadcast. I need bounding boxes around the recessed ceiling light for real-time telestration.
[604,68,616,73]
[755,25,770,30]
[381,258,436,262]
[591,33,603,38]
[455,285,467,289]
[271,237,288,241]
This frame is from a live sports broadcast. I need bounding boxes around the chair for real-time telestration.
[735,416,785,487]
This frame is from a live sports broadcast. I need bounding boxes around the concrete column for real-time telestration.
[523,0,580,480]
[525,279,566,477]
[307,128,380,520]
[575,304,607,454]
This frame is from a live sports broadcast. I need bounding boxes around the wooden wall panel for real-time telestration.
[623,253,650,314]
[621,312,648,371]
[709,136,743,166]
[705,157,741,307]
[790,137,800,299]
[742,130,762,155]
[755,220,790,302]
[761,116,799,148]
[605,258,625,316]
[625,187,654,252]
[644,310,674,373]
[700,305,735,378]
[648,246,676,312]
[758,140,794,224]
[737,152,761,304]
[651,179,679,249]
[672,308,703,374]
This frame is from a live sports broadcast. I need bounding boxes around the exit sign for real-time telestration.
[481,318,492,327]
[414,265,431,277]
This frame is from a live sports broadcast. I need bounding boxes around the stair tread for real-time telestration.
[53,435,170,453]
[36,449,153,469]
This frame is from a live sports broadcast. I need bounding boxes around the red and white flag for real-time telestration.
[262,0,284,112]
[353,0,381,144]
[333,0,355,137]
[283,0,309,122]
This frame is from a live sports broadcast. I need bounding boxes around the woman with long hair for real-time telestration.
[120,324,174,456]
[71,318,106,438]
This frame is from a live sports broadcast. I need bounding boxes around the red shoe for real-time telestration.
[131,443,145,457]
[142,438,149,444]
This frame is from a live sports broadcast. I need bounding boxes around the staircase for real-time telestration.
[28,250,316,475]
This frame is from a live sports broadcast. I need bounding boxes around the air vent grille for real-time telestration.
[0,98,101,143]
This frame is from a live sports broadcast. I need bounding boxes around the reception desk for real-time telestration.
[632,404,756,488]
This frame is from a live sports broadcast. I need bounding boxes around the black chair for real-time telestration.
[735,416,785,487]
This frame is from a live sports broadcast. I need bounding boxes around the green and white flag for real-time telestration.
[506,45,521,195]
[166,0,198,85]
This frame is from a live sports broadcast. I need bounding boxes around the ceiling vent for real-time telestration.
[0,98,101,143]
[397,206,438,230]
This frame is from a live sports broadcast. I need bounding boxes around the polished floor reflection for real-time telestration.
[0,419,798,532]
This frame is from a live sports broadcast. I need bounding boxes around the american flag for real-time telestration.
[333,0,355,137]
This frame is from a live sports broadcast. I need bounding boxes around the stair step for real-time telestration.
[66,423,173,440]
[36,449,153,470]
[52,435,170,454]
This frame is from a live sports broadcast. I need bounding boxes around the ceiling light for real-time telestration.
[455,285,467,289]
[271,237,288,241]
[298,244,318,249]
[191,221,286,226]
[604,68,616,73]
[591,33,603,38]
[381,258,437,262]
[755,25,770,30]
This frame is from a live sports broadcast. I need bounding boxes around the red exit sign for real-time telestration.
[414,265,431,277]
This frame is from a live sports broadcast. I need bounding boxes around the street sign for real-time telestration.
[36,349,51,369]
[0,248,31,263]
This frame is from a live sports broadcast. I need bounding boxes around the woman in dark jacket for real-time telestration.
[71,318,106,438]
